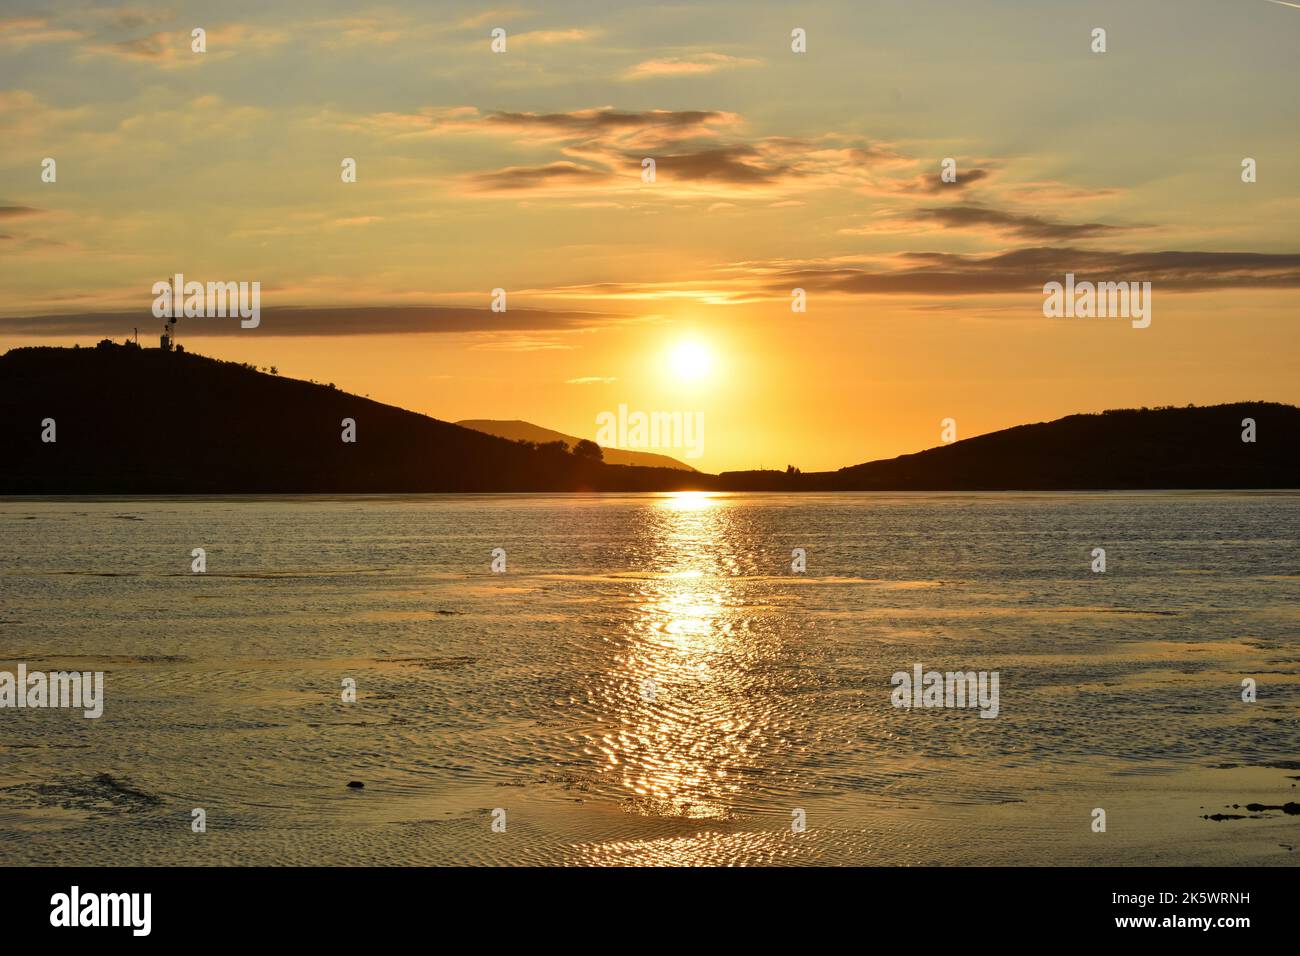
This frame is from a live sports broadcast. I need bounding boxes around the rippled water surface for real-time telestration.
[1,493,1297,865]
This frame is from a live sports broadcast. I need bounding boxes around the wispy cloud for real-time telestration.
[401,105,913,198]
[330,105,738,146]
[512,28,599,46]
[468,161,612,192]
[0,306,618,337]
[80,23,288,66]
[624,53,760,80]
[0,16,85,48]
[888,168,995,195]
[907,203,1136,241]
[0,204,46,219]
[754,248,1300,296]
[81,30,179,62]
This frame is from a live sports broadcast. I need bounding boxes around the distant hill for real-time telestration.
[1,345,1294,493]
[0,345,704,493]
[457,419,696,471]
[718,404,1300,491]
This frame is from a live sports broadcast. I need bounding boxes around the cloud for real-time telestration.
[523,280,757,306]
[889,168,995,195]
[335,105,739,143]
[535,247,1300,304]
[0,90,92,140]
[468,160,612,192]
[759,248,1300,296]
[639,145,786,185]
[511,28,598,46]
[429,106,909,198]
[0,204,45,219]
[909,203,1131,241]
[82,30,178,62]
[332,104,933,199]
[0,233,70,253]
[0,16,85,48]
[0,306,617,338]
[477,107,738,142]
[470,337,577,351]
[566,376,617,384]
[1012,180,1123,202]
[624,53,761,80]
[466,145,796,195]
[80,24,288,66]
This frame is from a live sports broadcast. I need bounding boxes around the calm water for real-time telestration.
[1,492,1297,866]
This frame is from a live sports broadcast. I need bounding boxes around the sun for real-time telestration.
[668,340,713,382]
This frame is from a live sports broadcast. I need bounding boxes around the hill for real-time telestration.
[0,345,706,494]
[1,344,1294,493]
[717,404,1299,491]
[456,419,696,471]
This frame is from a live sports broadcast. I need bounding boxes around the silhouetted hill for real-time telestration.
[456,419,696,471]
[2,345,1295,493]
[718,404,1299,491]
[0,345,705,493]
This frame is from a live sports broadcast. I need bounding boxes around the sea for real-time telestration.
[1,492,1297,866]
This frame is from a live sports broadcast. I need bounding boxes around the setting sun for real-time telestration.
[668,340,714,383]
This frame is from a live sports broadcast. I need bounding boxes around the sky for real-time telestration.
[2,0,1298,473]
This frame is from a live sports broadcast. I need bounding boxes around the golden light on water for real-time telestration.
[595,492,765,822]
[657,490,721,511]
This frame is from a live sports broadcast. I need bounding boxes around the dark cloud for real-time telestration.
[470,140,860,193]
[769,248,1300,295]
[913,203,1125,240]
[898,168,994,194]
[0,306,615,338]
[0,205,45,218]
[435,106,929,197]
[635,145,787,184]
[469,161,611,192]
[92,32,170,60]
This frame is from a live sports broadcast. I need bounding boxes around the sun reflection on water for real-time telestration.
[590,491,780,822]
[656,490,721,512]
